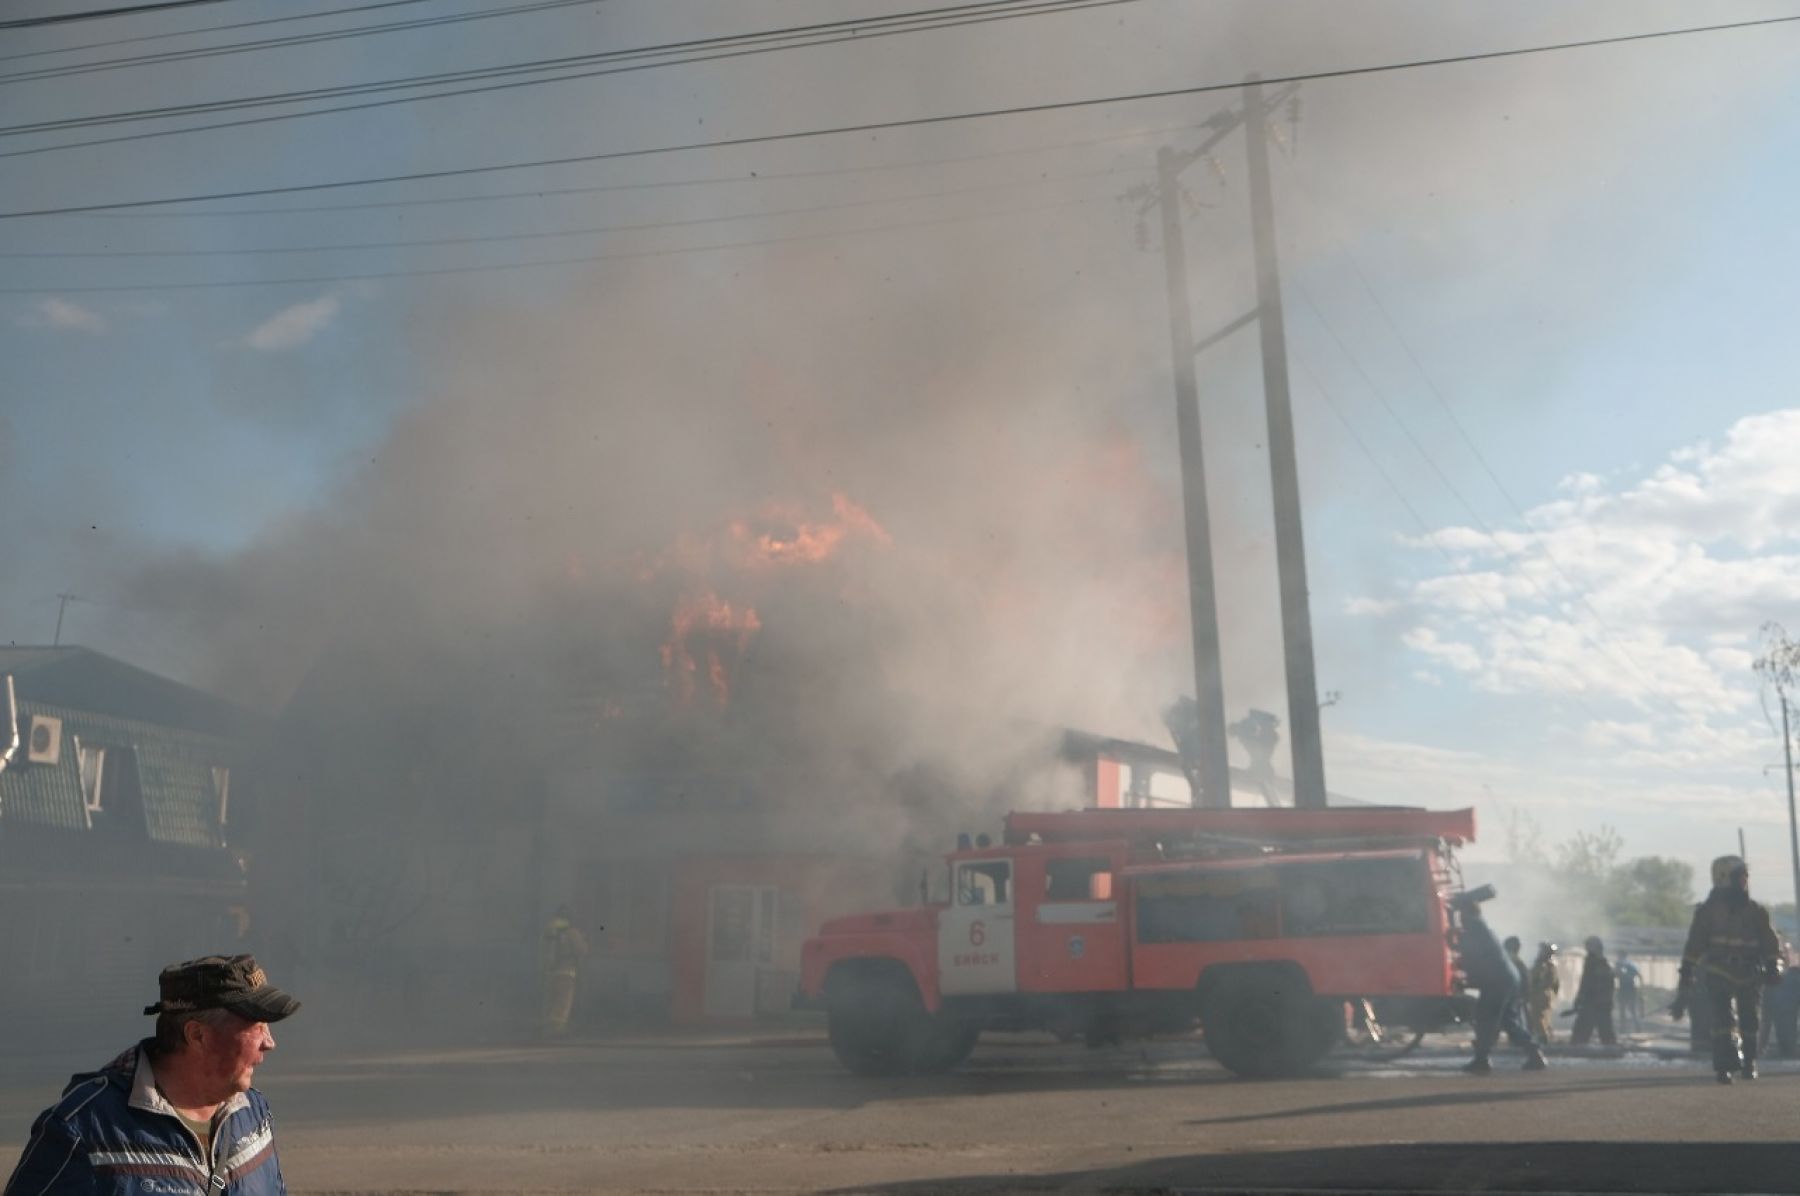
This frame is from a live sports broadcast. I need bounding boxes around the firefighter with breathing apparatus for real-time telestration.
[1673,855,1782,1083]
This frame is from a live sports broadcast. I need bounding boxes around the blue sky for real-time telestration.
[5,0,1800,915]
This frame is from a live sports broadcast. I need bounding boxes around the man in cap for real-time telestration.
[1449,888,1548,1074]
[1674,854,1782,1083]
[1569,936,1618,1047]
[1528,942,1560,1045]
[4,955,300,1196]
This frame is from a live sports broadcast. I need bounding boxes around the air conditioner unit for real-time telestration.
[26,714,62,766]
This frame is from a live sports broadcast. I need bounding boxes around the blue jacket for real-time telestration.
[1458,914,1520,999]
[3,1043,287,1196]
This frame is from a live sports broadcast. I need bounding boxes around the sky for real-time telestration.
[3,0,1800,911]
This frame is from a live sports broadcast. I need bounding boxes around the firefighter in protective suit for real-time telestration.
[1569,936,1617,1046]
[1674,855,1782,1083]
[1528,942,1560,1044]
[540,904,590,1038]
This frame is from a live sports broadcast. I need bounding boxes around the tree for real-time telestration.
[1604,856,1697,928]
[1754,622,1800,703]
[1544,826,1694,929]
[1554,826,1623,885]
[1501,807,1548,867]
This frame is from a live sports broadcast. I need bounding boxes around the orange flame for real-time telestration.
[660,592,762,708]
[644,493,888,709]
[727,492,892,570]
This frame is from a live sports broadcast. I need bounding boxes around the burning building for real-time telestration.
[246,491,1103,1033]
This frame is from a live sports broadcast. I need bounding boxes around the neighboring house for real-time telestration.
[0,647,260,1047]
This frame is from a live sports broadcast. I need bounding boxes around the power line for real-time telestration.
[0,163,1142,258]
[0,0,1128,158]
[0,0,236,31]
[7,10,1797,220]
[0,188,1106,293]
[1278,158,1696,718]
[73,119,1198,219]
[0,0,601,84]
[0,0,1091,128]
[1293,278,1694,717]
[1290,351,1630,729]
[0,0,448,64]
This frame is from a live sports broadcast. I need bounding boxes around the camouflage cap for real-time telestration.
[143,954,301,1023]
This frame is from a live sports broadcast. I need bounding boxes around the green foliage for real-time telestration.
[1554,826,1623,882]
[1542,824,1694,929]
[1603,856,1696,928]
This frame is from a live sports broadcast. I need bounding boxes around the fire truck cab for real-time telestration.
[798,805,1475,1078]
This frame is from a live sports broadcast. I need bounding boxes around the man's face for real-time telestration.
[1732,868,1751,894]
[192,1013,275,1097]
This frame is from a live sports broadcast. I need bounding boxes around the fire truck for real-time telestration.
[797,804,1476,1078]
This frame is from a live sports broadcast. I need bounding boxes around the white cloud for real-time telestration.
[20,297,107,334]
[1390,409,1800,725]
[244,294,341,352]
[1343,595,1401,617]
[1361,409,1800,892]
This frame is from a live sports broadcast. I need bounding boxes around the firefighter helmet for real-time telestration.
[1712,855,1747,887]
[1584,935,1604,955]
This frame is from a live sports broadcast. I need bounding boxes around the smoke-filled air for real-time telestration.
[5,2,1800,1190]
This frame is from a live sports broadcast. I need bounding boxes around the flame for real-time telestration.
[727,492,892,570]
[644,493,887,709]
[660,592,762,708]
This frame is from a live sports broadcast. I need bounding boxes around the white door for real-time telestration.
[938,860,1017,995]
[704,885,776,1018]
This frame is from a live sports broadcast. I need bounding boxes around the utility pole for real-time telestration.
[1243,78,1327,810]
[1157,146,1232,809]
[1784,695,1800,925]
[53,592,81,647]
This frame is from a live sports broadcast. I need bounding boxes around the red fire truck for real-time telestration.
[797,805,1476,1078]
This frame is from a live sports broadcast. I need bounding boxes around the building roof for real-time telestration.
[1,649,255,851]
[0,646,259,739]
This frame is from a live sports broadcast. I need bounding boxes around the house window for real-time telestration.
[76,738,107,820]
[213,766,231,827]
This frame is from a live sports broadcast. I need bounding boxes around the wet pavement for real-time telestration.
[3,1024,1795,1194]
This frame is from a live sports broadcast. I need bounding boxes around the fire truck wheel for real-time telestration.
[910,1018,980,1074]
[826,972,920,1076]
[825,966,973,1076]
[1200,972,1338,1078]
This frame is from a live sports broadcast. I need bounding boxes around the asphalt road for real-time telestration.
[3,1028,1797,1195]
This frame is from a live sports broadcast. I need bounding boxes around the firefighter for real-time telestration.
[1762,945,1800,1059]
[1673,855,1782,1083]
[1614,952,1643,1033]
[1569,936,1617,1046]
[1528,942,1560,1045]
[540,904,590,1038]
[1451,890,1547,1074]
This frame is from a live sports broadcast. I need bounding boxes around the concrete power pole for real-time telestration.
[1784,695,1800,926]
[1243,79,1328,810]
[1157,146,1233,810]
